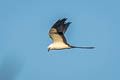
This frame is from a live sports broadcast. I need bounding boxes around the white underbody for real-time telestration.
[48,42,71,50]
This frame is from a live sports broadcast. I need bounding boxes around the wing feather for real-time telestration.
[49,28,67,43]
[49,18,71,44]
[52,18,71,34]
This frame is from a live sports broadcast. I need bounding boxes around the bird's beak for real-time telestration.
[48,48,50,52]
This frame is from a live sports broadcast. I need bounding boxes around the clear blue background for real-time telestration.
[0,0,120,80]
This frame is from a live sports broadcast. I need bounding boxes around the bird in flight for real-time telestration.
[48,18,94,51]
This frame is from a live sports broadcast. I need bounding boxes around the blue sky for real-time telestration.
[0,0,120,80]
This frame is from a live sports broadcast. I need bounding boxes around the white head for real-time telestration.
[48,44,54,52]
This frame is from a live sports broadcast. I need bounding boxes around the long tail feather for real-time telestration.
[71,46,95,49]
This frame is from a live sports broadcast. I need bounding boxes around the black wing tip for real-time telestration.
[55,18,68,24]
[60,18,72,24]
[58,18,71,23]
[61,18,68,20]
[51,18,71,30]
[59,18,68,22]
[67,22,72,24]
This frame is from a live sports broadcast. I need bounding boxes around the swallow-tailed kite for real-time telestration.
[48,18,94,51]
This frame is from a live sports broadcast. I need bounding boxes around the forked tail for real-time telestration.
[71,46,95,49]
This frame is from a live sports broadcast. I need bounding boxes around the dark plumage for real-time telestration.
[52,18,71,34]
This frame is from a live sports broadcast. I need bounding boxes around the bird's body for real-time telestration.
[48,18,94,51]
[48,42,71,50]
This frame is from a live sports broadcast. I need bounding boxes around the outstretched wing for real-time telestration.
[49,18,71,43]
[52,18,71,34]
